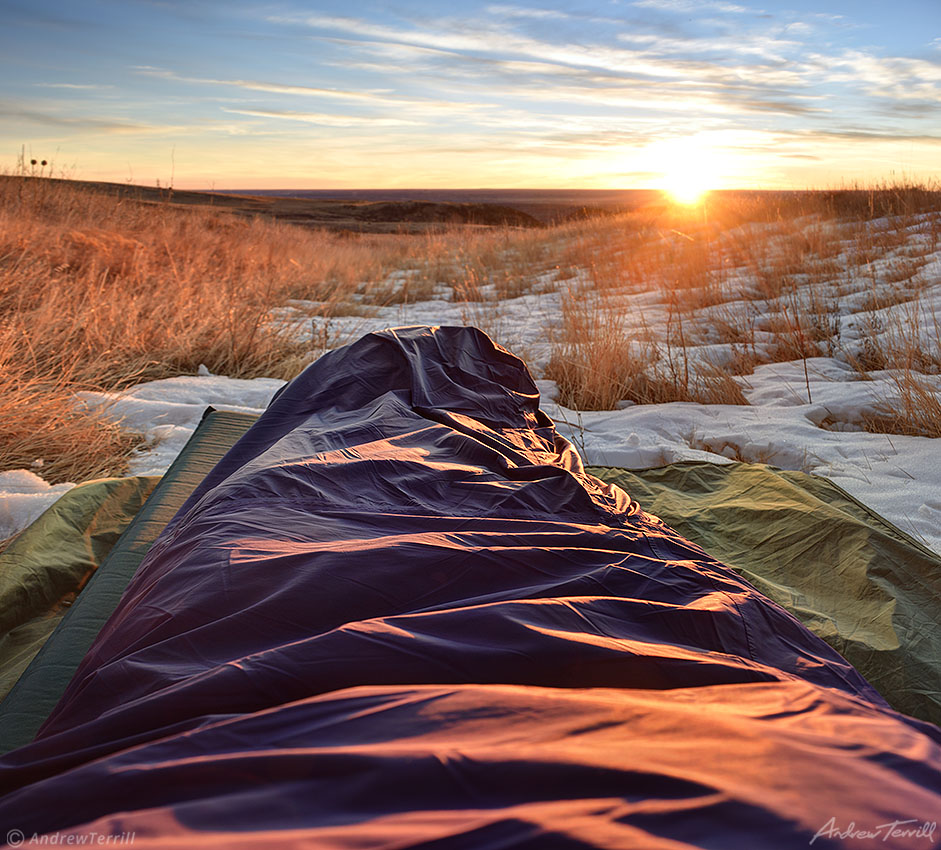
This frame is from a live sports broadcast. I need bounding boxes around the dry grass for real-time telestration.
[853,294,941,439]
[0,376,146,484]
[544,295,748,410]
[542,181,940,421]
[545,334,657,412]
[847,297,941,378]
[2,179,336,383]
[3,175,940,485]
[546,338,749,409]
[0,176,570,482]
[864,372,941,438]
[1,179,325,480]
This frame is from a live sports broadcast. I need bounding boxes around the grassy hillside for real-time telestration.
[1,175,939,485]
[0,176,544,232]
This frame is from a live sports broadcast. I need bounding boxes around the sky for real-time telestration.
[1,0,939,189]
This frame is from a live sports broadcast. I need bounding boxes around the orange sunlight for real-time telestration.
[648,138,729,206]
[662,170,712,206]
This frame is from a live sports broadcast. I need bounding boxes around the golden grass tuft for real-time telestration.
[544,295,748,409]
[864,372,941,439]
[0,375,146,484]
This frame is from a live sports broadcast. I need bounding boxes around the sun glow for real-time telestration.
[662,169,712,206]
[646,138,730,206]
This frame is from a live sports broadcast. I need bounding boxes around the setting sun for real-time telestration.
[662,168,712,205]
[645,138,730,206]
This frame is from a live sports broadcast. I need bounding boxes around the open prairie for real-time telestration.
[2,175,940,548]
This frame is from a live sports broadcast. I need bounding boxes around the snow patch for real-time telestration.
[0,470,75,542]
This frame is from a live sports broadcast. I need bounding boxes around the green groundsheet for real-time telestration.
[0,476,159,702]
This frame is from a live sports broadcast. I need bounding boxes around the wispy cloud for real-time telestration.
[322,44,822,123]
[134,67,393,102]
[283,7,941,141]
[812,51,941,101]
[4,0,937,187]
[631,0,751,14]
[133,65,478,112]
[616,30,801,61]
[802,128,941,143]
[221,108,423,127]
[0,103,178,134]
[484,5,573,21]
[32,83,114,90]
[289,12,811,91]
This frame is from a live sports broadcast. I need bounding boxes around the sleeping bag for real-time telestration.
[0,325,937,848]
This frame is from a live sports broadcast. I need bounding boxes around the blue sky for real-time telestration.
[1,0,939,188]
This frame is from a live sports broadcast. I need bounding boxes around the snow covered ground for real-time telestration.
[2,212,939,554]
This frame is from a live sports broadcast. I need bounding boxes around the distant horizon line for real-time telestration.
[6,175,936,195]
[182,185,924,194]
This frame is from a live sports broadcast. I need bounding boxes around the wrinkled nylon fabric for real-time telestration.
[0,326,938,848]
[589,463,941,726]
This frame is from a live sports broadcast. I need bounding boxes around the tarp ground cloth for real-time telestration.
[0,476,158,702]
[0,325,938,848]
